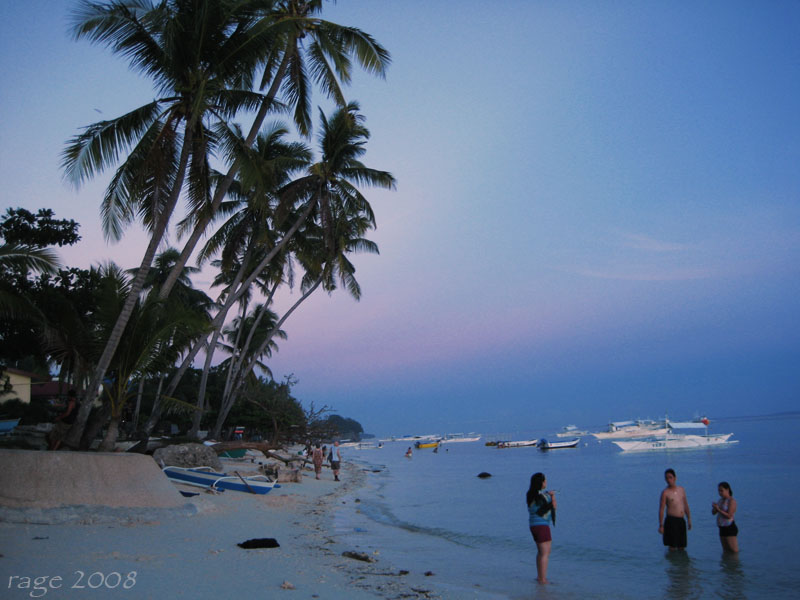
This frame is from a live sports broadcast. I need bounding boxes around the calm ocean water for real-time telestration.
[334,415,800,599]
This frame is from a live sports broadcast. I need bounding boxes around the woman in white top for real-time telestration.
[711,481,739,553]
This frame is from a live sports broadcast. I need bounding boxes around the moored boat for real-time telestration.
[440,433,481,443]
[496,439,538,448]
[162,465,280,494]
[555,425,588,438]
[540,438,580,450]
[613,433,736,452]
[414,440,440,449]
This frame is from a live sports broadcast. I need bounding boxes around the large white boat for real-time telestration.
[591,419,669,440]
[613,433,736,451]
[612,420,737,451]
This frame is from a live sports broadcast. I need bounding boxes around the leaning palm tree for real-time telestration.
[155,103,394,419]
[61,0,272,445]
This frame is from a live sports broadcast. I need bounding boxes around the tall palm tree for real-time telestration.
[61,0,271,445]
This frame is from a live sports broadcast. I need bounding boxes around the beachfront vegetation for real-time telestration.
[0,1,391,450]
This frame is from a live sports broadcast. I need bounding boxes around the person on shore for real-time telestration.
[658,468,692,550]
[48,389,77,451]
[330,440,342,481]
[712,481,739,553]
[312,443,324,480]
[526,472,556,584]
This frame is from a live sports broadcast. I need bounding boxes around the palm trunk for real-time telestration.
[133,377,144,430]
[188,328,221,439]
[213,277,322,439]
[98,416,121,452]
[66,124,194,448]
[141,373,165,437]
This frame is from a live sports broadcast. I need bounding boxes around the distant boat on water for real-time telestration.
[555,425,589,438]
[540,438,580,450]
[440,433,481,443]
[496,439,538,448]
[612,419,737,451]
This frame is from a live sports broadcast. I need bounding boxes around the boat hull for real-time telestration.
[163,466,279,494]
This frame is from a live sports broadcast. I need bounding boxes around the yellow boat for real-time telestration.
[414,440,440,449]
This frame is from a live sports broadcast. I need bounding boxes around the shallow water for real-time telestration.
[335,415,800,599]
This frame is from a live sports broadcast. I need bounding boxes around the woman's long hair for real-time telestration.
[719,481,733,497]
[526,472,546,506]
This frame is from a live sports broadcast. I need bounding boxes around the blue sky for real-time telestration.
[2,1,799,436]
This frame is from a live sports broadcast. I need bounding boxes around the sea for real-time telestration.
[333,414,800,599]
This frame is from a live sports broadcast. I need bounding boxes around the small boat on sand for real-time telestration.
[162,466,280,494]
[0,418,20,435]
[540,438,580,450]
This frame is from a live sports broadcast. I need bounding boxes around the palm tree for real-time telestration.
[61,0,271,445]
[154,103,393,428]
[156,0,391,302]
[0,244,60,318]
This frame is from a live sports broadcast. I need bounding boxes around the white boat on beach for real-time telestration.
[555,425,589,438]
[162,465,281,494]
[591,419,669,440]
[612,420,737,451]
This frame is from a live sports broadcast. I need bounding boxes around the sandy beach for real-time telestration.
[0,449,443,599]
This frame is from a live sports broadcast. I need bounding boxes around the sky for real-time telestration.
[1,1,799,437]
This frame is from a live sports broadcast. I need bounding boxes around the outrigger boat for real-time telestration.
[612,419,737,452]
[539,438,580,450]
[496,439,538,448]
[439,433,482,443]
[162,465,280,495]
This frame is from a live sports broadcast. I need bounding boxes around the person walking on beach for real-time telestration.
[312,443,324,479]
[658,468,692,550]
[330,440,342,481]
[526,472,556,584]
[712,481,739,553]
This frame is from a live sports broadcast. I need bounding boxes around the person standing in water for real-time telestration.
[712,481,739,552]
[658,468,692,550]
[526,472,556,584]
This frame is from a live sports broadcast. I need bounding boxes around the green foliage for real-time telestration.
[0,208,81,247]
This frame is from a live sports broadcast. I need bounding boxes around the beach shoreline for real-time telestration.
[0,452,444,599]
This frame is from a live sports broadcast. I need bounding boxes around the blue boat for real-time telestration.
[162,466,280,495]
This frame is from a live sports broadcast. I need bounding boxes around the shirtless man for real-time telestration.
[658,468,692,550]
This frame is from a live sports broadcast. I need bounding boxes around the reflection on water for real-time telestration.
[663,551,704,600]
[718,553,745,599]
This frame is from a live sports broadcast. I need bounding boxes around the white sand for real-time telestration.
[0,450,444,599]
